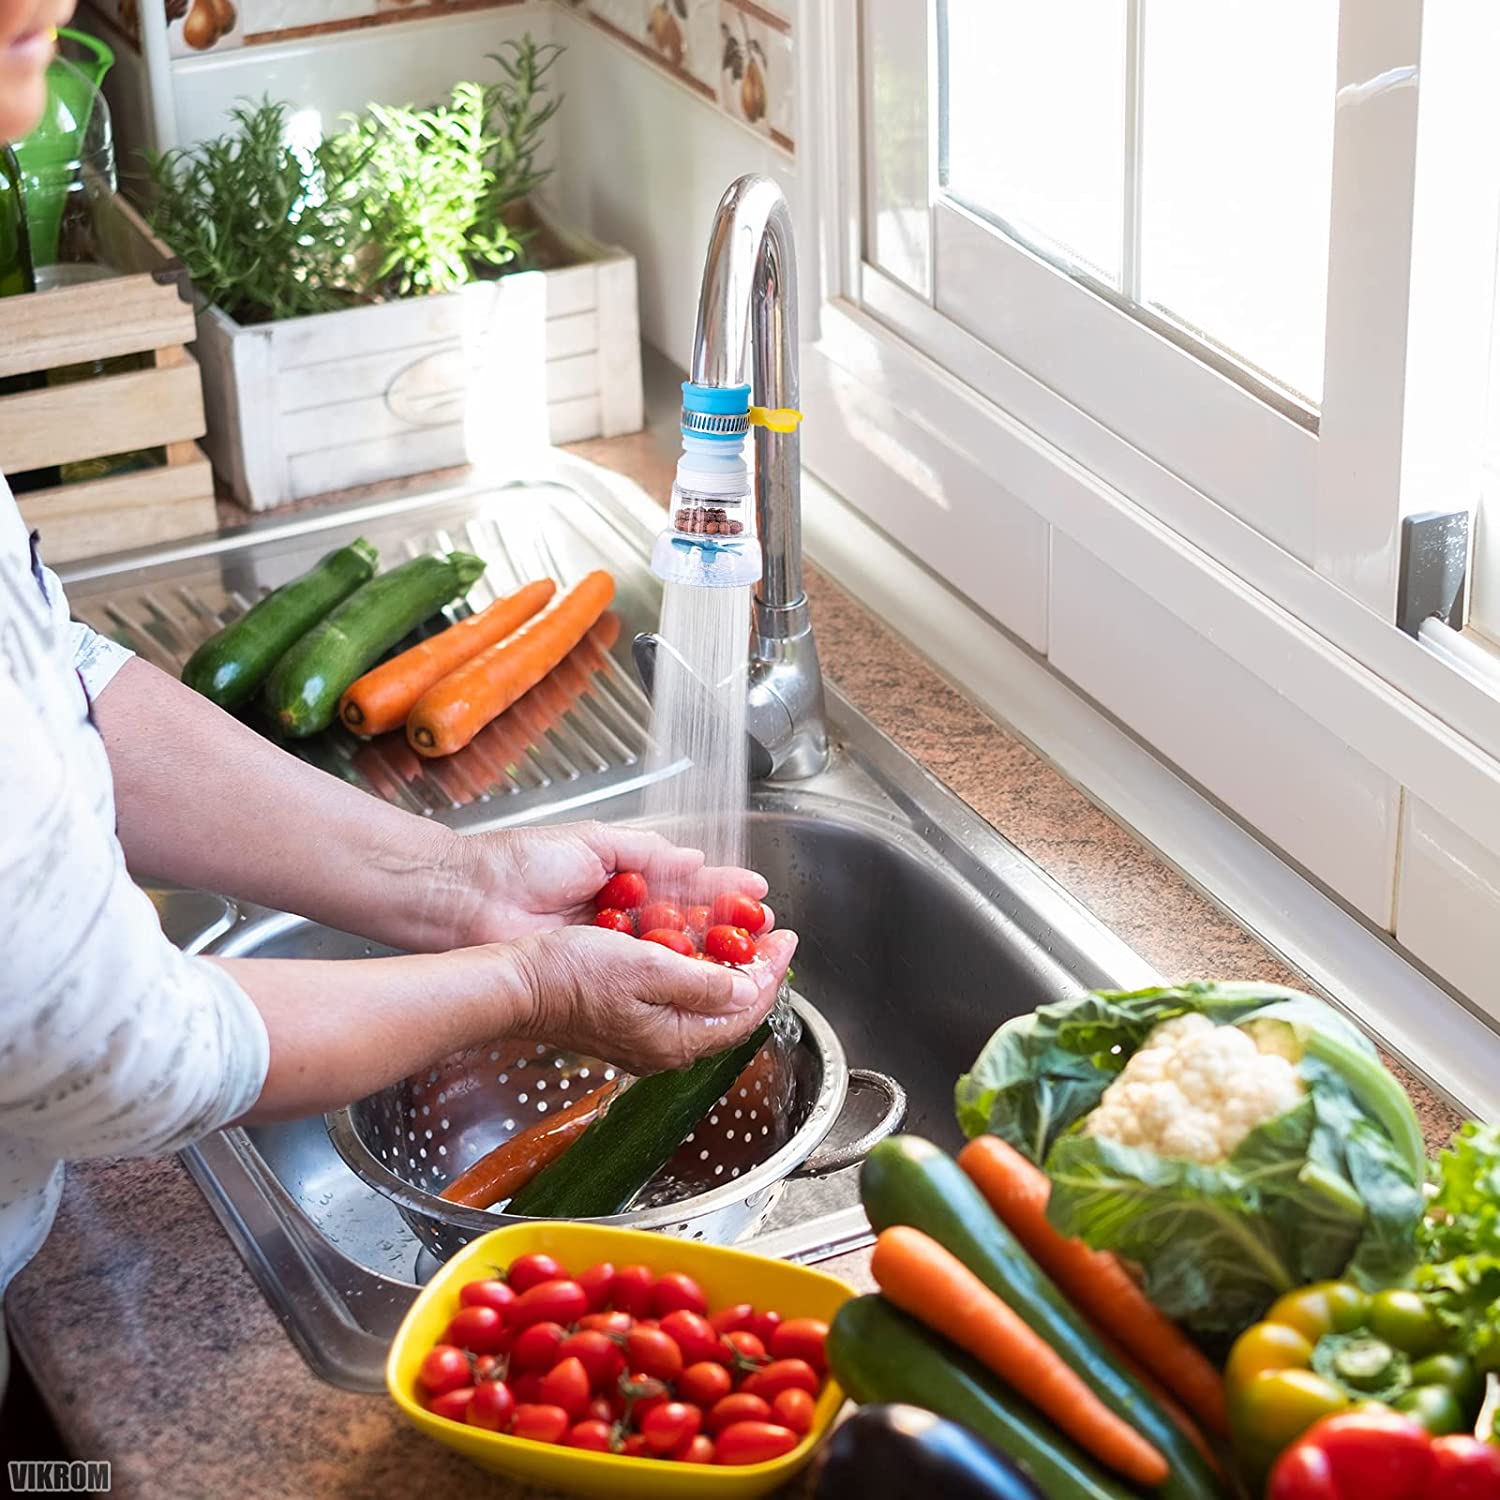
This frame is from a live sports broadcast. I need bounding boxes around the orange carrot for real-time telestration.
[958,1134,1230,1437]
[870,1225,1169,1487]
[440,1081,617,1207]
[339,578,556,737]
[407,571,615,758]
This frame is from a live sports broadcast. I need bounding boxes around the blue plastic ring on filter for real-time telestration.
[681,381,751,441]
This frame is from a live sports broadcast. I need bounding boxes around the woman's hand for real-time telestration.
[440,821,771,948]
[507,925,797,1075]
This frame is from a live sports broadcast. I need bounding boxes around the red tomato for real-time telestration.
[621,1433,651,1458]
[709,1303,755,1335]
[771,1388,815,1436]
[676,1433,716,1464]
[620,1373,669,1428]
[703,925,756,965]
[510,1320,567,1372]
[612,1264,657,1318]
[641,928,696,955]
[465,1380,516,1432]
[652,1271,708,1318]
[659,1310,726,1366]
[625,1325,684,1383]
[578,1310,633,1337]
[678,1361,733,1408]
[511,1403,571,1445]
[509,1279,588,1329]
[768,1318,828,1374]
[458,1278,517,1316]
[576,1261,616,1312]
[722,1330,767,1365]
[538,1356,592,1421]
[741,1359,819,1401]
[596,871,648,911]
[638,902,687,932]
[471,1353,501,1381]
[586,1395,614,1425]
[444,1305,509,1354]
[643,1401,702,1455]
[427,1386,475,1422]
[510,1371,545,1404]
[711,892,767,934]
[592,907,634,934]
[565,1418,614,1452]
[418,1344,471,1396]
[684,905,712,934]
[748,1309,782,1348]
[714,1421,799,1466]
[506,1252,567,1293]
[558,1330,625,1391]
[706,1392,773,1434]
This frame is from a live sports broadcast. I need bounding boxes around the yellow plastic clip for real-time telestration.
[748,406,804,433]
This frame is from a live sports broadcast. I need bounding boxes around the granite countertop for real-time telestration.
[6,432,1465,1498]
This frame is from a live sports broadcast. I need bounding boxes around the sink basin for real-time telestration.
[61,461,1158,1390]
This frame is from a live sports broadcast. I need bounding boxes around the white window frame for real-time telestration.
[797,0,1500,813]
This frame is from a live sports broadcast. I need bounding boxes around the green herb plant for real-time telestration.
[147,99,370,324]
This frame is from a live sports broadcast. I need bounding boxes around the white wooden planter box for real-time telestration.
[194,227,643,510]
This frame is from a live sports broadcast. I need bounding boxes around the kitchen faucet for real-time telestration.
[634,173,829,781]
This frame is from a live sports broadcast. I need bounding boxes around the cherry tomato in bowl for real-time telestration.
[769,1317,829,1373]
[704,925,757,965]
[511,1403,571,1445]
[458,1278,517,1315]
[465,1380,516,1432]
[612,1264,656,1318]
[642,1401,703,1455]
[505,1252,566,1294]
[444,1305,509,1354]
[575,1261,615,1312]
[714,1420,801,1466]
[653,1271,708,1318]
[418,1344,471,1396]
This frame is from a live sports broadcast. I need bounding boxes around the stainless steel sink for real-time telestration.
[62,461,1158,1390]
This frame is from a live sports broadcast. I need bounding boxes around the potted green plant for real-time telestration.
[147,40,642,510]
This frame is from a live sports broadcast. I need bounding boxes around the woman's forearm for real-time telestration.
[213,945,529,1121]
[94,656,465,951]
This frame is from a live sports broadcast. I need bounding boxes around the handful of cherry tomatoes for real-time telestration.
[593,872,768,968]
[416,1250,829,1466]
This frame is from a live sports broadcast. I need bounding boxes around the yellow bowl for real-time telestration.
[386,1222,854,1499]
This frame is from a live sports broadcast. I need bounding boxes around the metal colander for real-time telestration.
[326,993,905,1262]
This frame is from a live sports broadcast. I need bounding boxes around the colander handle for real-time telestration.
[792,1069,908,1179]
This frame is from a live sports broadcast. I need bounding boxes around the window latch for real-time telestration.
[1396,510,1470,638]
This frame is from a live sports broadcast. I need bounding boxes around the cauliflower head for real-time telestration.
[1082,1012,1305,1164]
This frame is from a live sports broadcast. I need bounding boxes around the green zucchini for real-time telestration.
[182,538,378,710]
[828,1297,1138,1500]
[861,1136,1224,1500]
[261,551,486,737]
[508,1021,771,1218]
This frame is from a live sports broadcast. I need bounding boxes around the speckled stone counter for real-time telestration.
[6,431,1464,1498]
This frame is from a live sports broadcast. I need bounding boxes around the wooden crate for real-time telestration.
[0,197,216,563]
[195,224,644,511]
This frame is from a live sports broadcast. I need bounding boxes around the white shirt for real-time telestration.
[0,480,269,1293]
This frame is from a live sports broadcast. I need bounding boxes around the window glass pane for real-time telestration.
[943,1,1126,286]
[1140,0,1338,405]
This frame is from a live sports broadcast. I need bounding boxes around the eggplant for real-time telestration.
[813,1404,1046,1500]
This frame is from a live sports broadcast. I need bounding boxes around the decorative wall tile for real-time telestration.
[166,0,522,55]
[718,0,792,149]
[166,0,246,57]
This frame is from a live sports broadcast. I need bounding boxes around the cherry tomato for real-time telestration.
[706,1392,773,1434]
[769,1317,828,1374]
[619,1372,669,1428]
[576,1261,615,1312]
[427,1386,475,1422]
[714,1420,799,1466]
[596,871,648,911]
[510,1320,567,1372]
[458,1278,517,1316]
[641,928,696,955]
[557,1330,624,1391]
[709,1303,755,1336]
[722,1330,767,1365]
[612,1265,657,1319]
[418,1344,472,1396]
[639,902,687,932]
[565,1418,613,1452]
[593,907,634,935]
[748,1310,781,1348]
[704,925,756,965]
[509,1371,544,1404]
[621,1433,651,1458]
[684,905,712,934]
[471,1353,501,1381]
[741,1359,819,1401]
[444,1304,509,1354]
[586,1395,614,1425]
[676,1433,716,1464]
[511,1403,571,1445]
[771,1387,815,1435]
[578,1310,633,1337]
[625,1325,684,1383]
[538,1356,592,1421]
[659,1310,726,1365]
[652,1271,708,1318]
[712,892,767,934]
[465,1379,516,1432]
[505,1252,567,1293]
[678,1361,733,1408]
[643,1401,702,1455]
[510,1278,588,1329]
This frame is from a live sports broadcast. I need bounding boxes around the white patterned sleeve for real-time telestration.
[34,556,133,697]
[0,671,269,1159]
